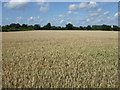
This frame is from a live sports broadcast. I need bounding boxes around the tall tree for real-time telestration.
[66,23,73,30]
[10,23,21,28]
[34,24,41,30]
[43,23,51,30]
[113,25,120,31]
[22,24,28,28]
[86,25,92,30]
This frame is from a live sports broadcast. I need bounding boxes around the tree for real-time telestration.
[22,24,28,28]
[101,24,112,30]
[73,27,79,30]
[92,25,102,30]
[2,25,10,32]
[43,23,51,30]
[0,26,1,32]
[2,23,115,31]
[34,24,41,30]
[113,25,120,31]
[28,25,34,30]
[66,23,73,30]
[10,23,21,28]
[79,26,83,30]
[86,25,92,30]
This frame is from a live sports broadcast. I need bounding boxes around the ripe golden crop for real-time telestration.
[2,31,118,88]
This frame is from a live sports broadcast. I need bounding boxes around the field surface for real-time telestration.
[2,31,118,88]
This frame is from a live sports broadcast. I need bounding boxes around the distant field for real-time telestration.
[2,31,118,88]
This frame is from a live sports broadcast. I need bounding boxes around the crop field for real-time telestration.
[2,31,118,88]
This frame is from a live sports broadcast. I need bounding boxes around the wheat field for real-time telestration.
[2,31,118,88]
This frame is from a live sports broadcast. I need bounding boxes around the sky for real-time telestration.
[1,1,119,26]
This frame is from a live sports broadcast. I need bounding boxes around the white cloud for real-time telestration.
[97,8,102,12]
[6,18,12,20]
[40,6,48,12]
[28,16,34,21]
[28,16,41,21]
[69,4,78,11]
[67,11,72,14]
[114,12,120,17]
[74,8,117,26]
[3,0,49,12]
[114,13,118,17]
[86,18,90,22]
[88,1,97,8]
[90,12,99,16]
[4,0,29,9]
[37,2,49,12]
[28,16,43,24]
[58,14,64,18]
[16,16,23,20]
[16,16,23,23]
[37,2,48,6]
[48,16,71,26]
[104,11,109,15]
[68,3,88,11]
[78,2,87,8]
[90,8,102,17]
[60,20,65,24]
[35,0,45,2]
[68,1,97,11]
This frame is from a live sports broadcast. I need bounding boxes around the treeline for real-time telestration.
[1,23,120,32]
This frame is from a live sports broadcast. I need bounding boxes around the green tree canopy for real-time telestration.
[66,23,73,30]
[34,24,41,30]
[43,23,51,30]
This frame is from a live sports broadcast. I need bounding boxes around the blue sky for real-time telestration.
[2,1,118,26]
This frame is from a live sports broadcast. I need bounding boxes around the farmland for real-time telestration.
[2,31,118,88]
